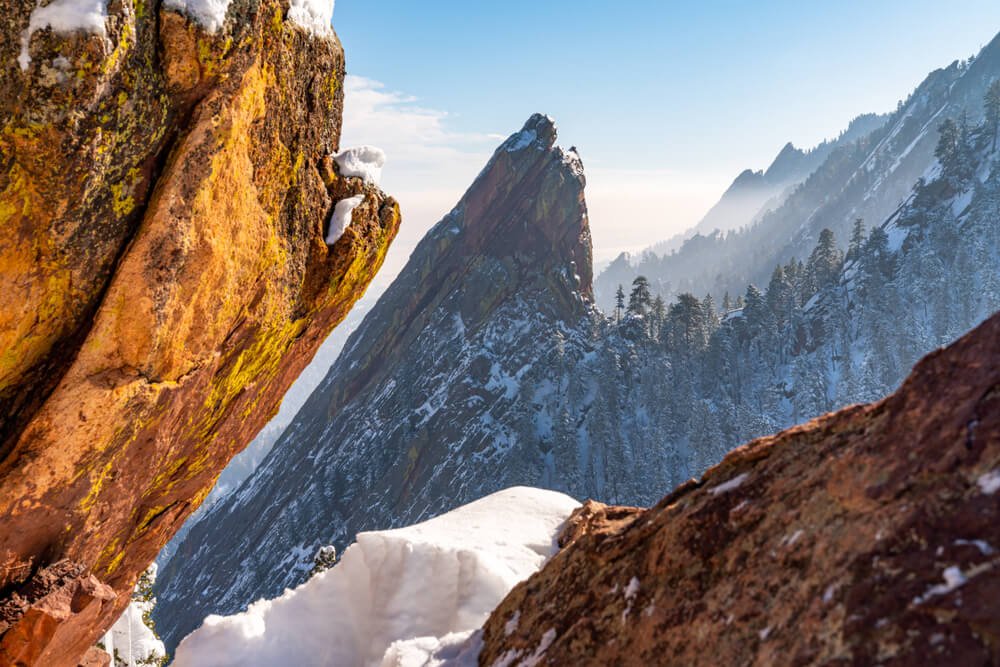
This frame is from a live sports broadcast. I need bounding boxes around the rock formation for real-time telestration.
[0,0,399,662]
[153,113,600,647]
[479,311,1000,666]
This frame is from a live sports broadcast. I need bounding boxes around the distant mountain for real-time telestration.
[648,112,888,259]
[596,32,1000,310]
[155,97,1000,651]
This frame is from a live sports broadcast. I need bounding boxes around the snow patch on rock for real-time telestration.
[172,487,579,667]
[912,566,968,605]
[335,146,386,186]
[18,0,108,70]
[709,472,749,496]
[287,0,334,35]
[326,194,364,245]
[163,0,233,33]
[977,469,1000,495]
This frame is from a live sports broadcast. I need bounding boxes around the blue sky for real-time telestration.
[333,1,1000,276]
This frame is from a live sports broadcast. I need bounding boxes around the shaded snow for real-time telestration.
[18,0,108,70]
[326,195,364,244]
[505,129,537,152]
[709,472,749,496]
[912,566,968,605]
[172,487,579,667]
[978,469,1000,495]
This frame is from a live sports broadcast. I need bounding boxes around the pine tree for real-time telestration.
[614,285,625,323]
[722,292,732,313]
[935,117,961,177]
[847,218,866,262]
[651,295,667,341]
[806,228,843,293]
[628,276,652,315]
[742,284,767,332]
[765,265,796,330]
[701,294,719,335]
[667,293,706,353]
[986,79,1000,153]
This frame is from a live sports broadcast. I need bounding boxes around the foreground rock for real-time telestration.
[0,0,399,663]
[480,312,1000,666]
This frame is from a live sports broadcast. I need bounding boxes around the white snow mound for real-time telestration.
[334,146,387,186]
[172,487,579,667]
[287,0,334,35]
[326,194,364,244]
[162,0,233,33]
[18,0,108,70]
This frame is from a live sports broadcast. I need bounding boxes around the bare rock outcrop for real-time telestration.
[0,0,399,663]
[480,312,1000,666]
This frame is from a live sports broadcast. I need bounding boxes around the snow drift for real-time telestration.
[172,487,579,667]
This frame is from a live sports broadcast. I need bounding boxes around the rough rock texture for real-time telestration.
[0,561,117,667]
[0,0,399,663]
[480,312,1000,666]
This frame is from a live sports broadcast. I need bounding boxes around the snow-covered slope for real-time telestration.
[171,487,578,667]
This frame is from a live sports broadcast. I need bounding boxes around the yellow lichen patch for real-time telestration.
[0,162,69,394]
[196,36,233,78]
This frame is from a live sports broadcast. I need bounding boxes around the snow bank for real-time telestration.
[287,0,334,35]
[99,564,166,666]
[173,487,579,667]
[162,0,234,33]
[334,146,386,186]
[18,0,108,70]
[101,602,167,666]
[326,194,364,244]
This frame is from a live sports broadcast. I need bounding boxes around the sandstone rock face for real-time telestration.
[0,0,399,663]
[480,312,1000,666]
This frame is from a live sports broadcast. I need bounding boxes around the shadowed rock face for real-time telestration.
[480,312,1000,666]
[0,0,399,663]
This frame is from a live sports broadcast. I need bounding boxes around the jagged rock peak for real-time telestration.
[417,111,592,305]
[500,112,559,152]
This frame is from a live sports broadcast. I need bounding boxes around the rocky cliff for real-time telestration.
[480,311,1000,666]
[0,0,399,662]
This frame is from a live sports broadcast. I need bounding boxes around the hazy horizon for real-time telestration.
[335,3,1000,289]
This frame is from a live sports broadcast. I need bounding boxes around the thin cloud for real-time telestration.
[341,76,496,182]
